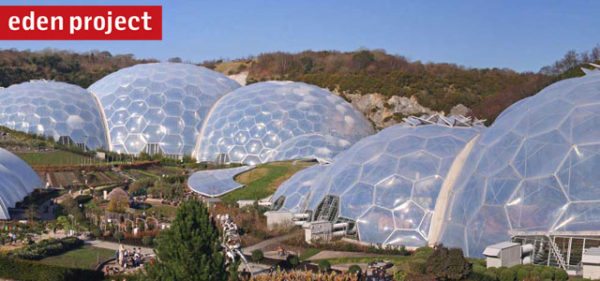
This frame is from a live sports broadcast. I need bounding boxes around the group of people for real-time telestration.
[116,244,144,269]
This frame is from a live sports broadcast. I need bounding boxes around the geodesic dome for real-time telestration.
[271,164,327,213]
[0,81,108,150]
[88,63,240,157]
[438,71,600,257]
[193,81,374,165]
[0,148,42,219]
[304,123,481,247]
[269,134,352,163]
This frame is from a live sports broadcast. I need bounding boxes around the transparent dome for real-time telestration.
[271,164,327,213]
[0,148,42,219]
[193,81,374,165]
[0,81,108,150]
[187,166,252,197]
[438,71,600,257]
[269,134,352,163]
[305,124,481,247]
[88,63,240,157]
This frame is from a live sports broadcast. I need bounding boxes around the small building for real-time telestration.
[483,241,522,268]
[264,211,294,230]
[582,247,600,280]
[304,220,333,244]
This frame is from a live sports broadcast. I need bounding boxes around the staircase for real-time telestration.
[316,196,339,221]
[547,235,567,270]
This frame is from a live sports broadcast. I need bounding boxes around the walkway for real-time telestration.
[307,250,390,261]
[241,233,297,255]
[87,240,154,255]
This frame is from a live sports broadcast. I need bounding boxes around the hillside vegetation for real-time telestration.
[1,47,597,124]
[239,50,555,122]
[0,49,153,88]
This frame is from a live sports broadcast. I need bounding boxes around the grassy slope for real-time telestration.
[38,245,115,269]
[220,161,313,204]
[17,151,95,166]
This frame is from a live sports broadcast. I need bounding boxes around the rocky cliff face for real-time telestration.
[340,92,436,129]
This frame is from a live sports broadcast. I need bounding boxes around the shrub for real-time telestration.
[318,260,331,272]
[13,237,84,260]
[251,249,264,262]
[348,264,362,276]
[516,267,529,280]
[485,267,498,281]
[142,236,154,246]
[470,263,494,281]
[286,255,299,268]
[408,260,427,274]
[554,268,568,281]
[498,268,515,281]
[394,270,407,281]
[414,246,434,259]
[425,245,471,281]
[540,268,554,280]
[113,231,124,241]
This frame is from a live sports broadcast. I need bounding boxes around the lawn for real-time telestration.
[17,151,94,166]
[299,248,322,260]
[144,204,179,220]
[39,245,115,269]
[221,161,313,204]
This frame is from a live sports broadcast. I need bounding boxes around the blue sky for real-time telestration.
[1,0,599,72]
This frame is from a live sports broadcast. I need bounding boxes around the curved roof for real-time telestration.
[88,63,240,156]
[302,124,480,247]
[187,166,252,197]
[271,164,326,213]
[0,81,108,150]
[193,81,374,165]
[0,148,42,219]
[439,71,600,257]
[269,134,352,163]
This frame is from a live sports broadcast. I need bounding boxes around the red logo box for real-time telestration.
[0,5,162,40]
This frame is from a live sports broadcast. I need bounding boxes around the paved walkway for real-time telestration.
[241,233,297,255]
[87,240,154,255]
[306,250,389,261]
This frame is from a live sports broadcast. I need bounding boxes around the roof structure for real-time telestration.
[0,80,108,150]
[187,166,252,197]
[88,63,240,157]
[193,81,374,165]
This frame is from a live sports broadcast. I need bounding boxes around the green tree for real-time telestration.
[425,245,471,281]
[145,200,226,281]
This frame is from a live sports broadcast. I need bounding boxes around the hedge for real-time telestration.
[0,255,103,281]
[14,237,83,260]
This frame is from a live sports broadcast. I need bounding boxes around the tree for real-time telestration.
[425,245,471,281]
[145,200,226,281]
[107,193,129,213]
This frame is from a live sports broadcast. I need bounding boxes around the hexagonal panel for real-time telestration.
[89,63,240,156]
[374,175,413,209]
[357,206,395,244]
[193,81,374,164]
[0,81,108,150]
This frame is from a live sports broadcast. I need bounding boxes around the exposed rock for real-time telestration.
[339,91,438,129]
[450,104,472,117]
[227,71,248,86]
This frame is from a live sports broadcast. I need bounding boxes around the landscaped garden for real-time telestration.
[39,245,115,269]
[222,161,313,204]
